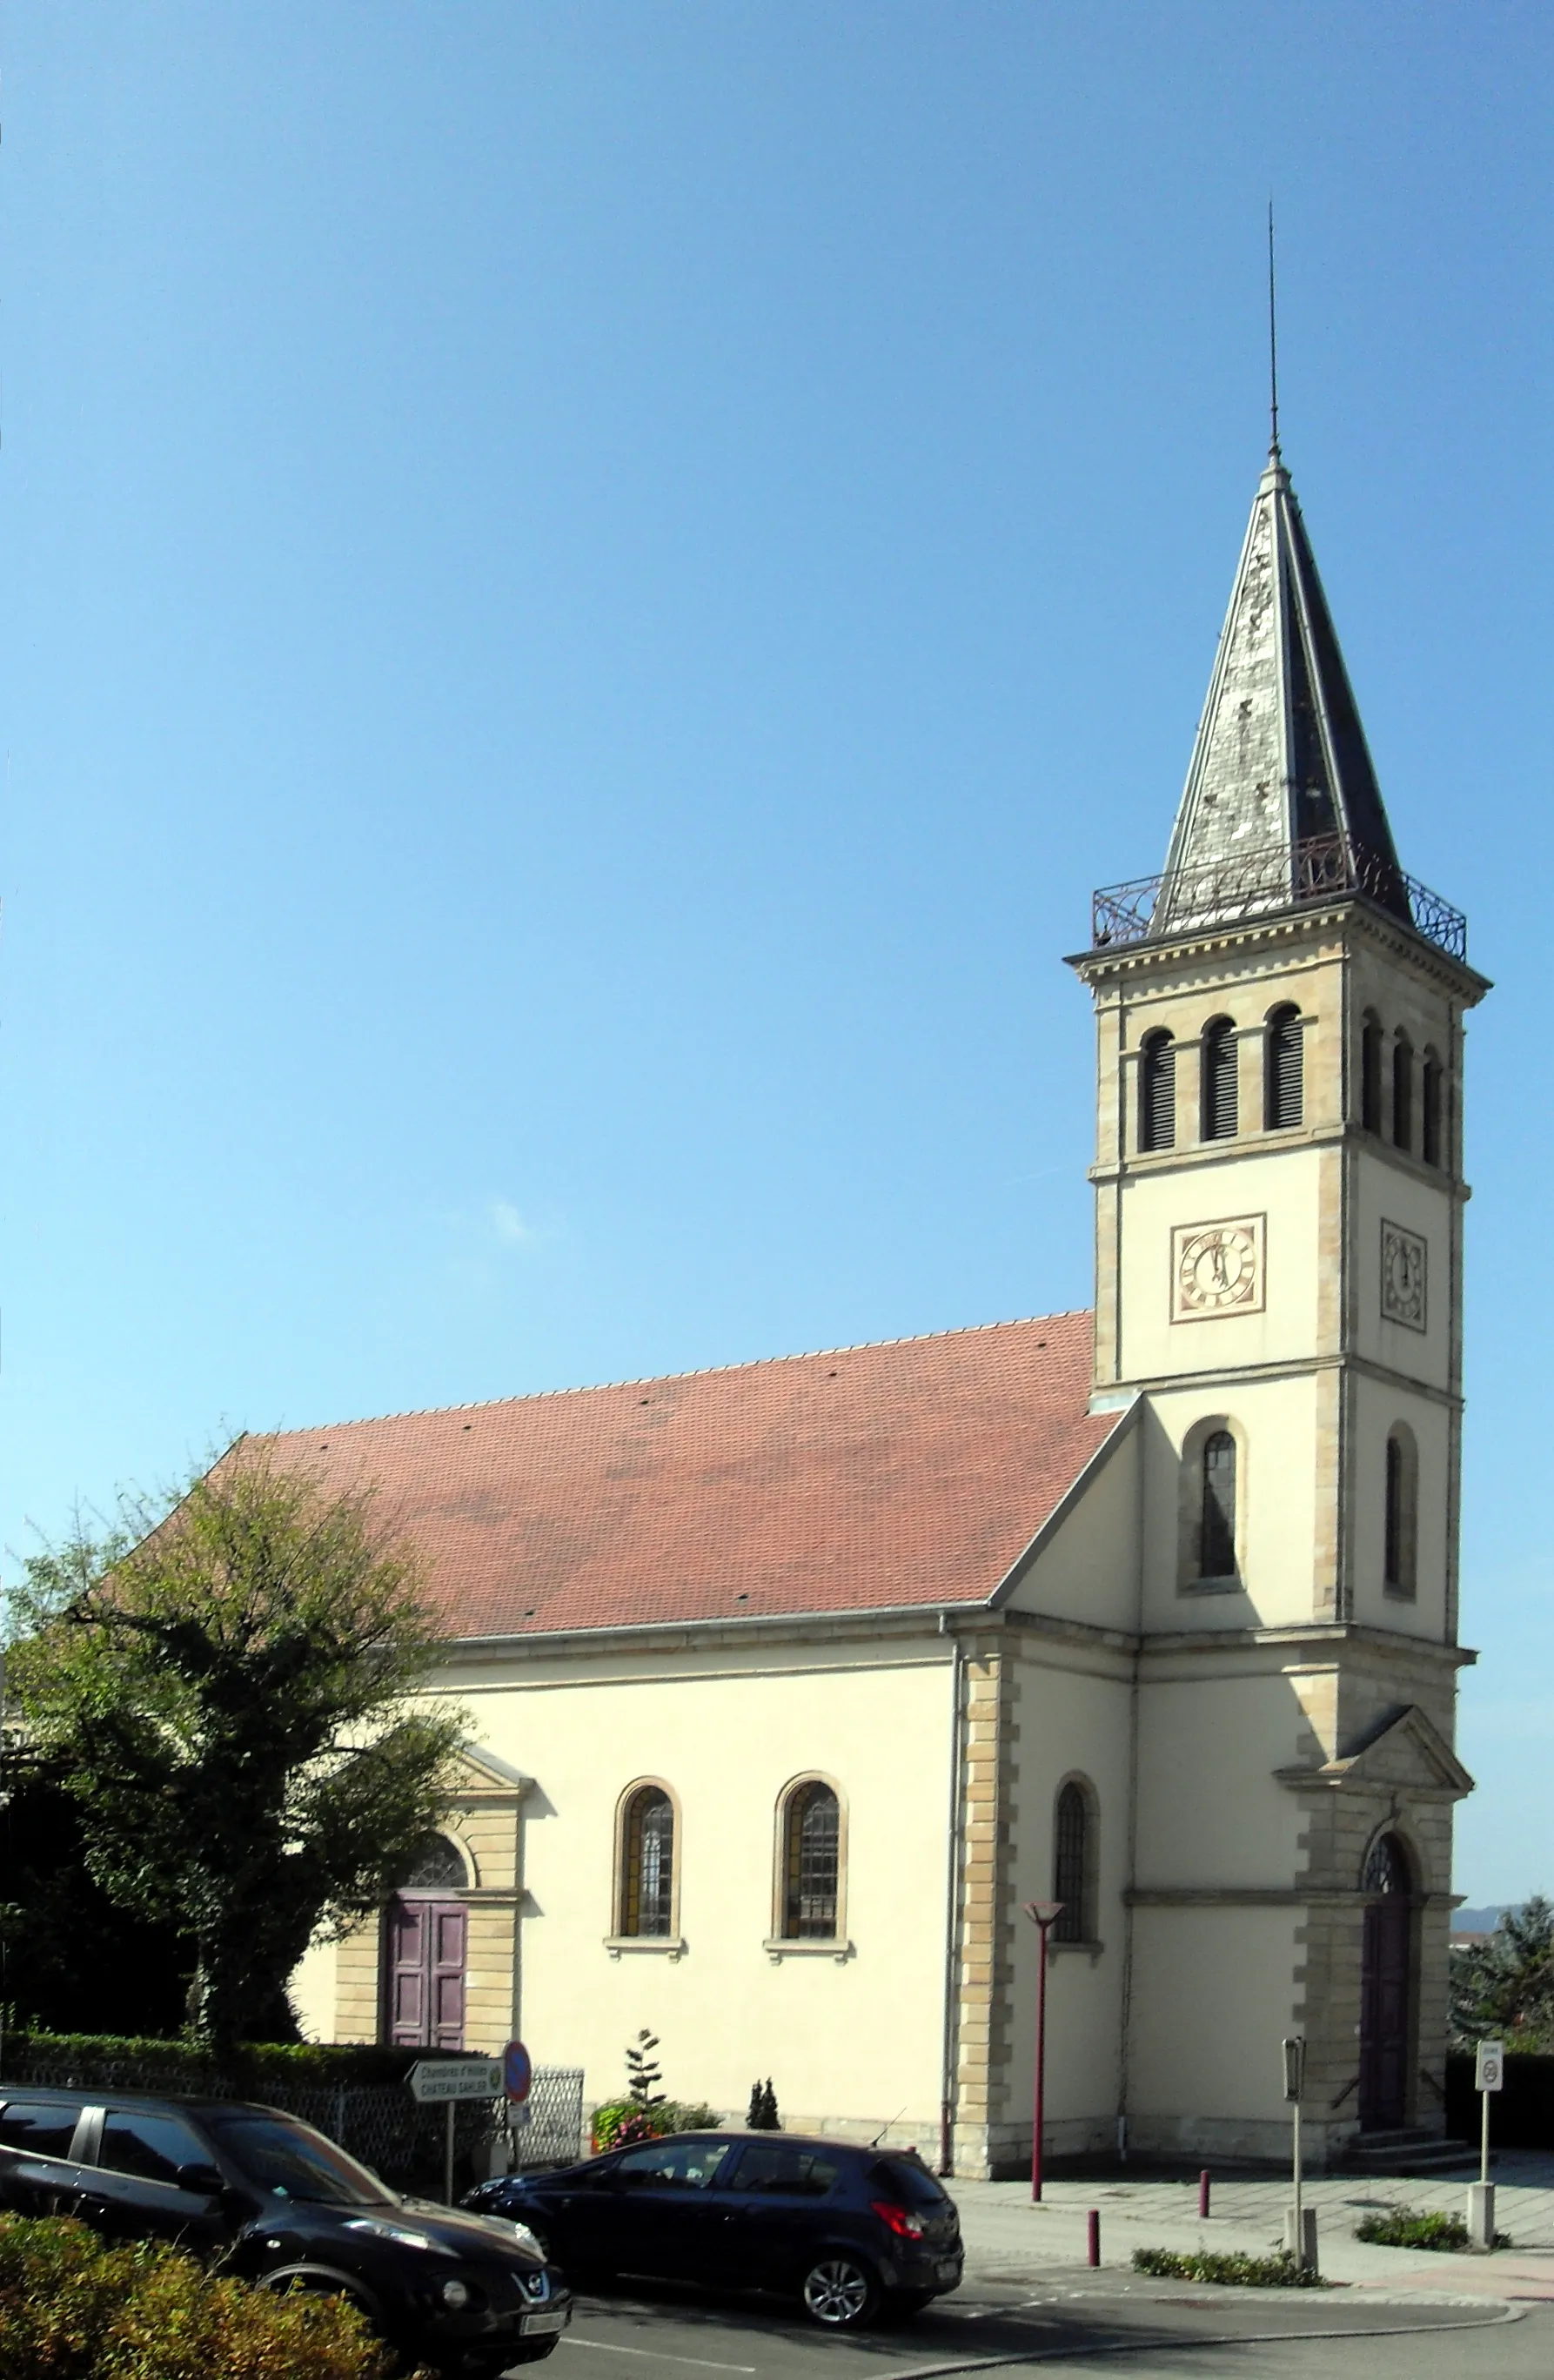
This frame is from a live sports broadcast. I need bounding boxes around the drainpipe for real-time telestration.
[938,1614,965,2176]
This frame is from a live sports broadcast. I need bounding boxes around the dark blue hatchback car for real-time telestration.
[464,2130,962,2328]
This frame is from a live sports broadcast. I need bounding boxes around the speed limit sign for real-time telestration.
[1475,2040,1505,2094]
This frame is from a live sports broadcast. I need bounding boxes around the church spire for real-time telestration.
[1153,453,1408,938]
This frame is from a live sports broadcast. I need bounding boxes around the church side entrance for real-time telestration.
[1358,1834,1413,2131]
[379,1833,470,2050]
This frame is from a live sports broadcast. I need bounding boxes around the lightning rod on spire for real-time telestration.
[1268,200,1281,459]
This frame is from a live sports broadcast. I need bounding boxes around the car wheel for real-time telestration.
[800,2255,879,2328]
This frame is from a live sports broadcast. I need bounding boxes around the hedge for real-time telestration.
[0,2032,472,2093]
[0,2214,404,2380]
[1446,2050,1554,2149]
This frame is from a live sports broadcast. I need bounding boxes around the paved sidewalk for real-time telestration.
[950,2155,1554,2303]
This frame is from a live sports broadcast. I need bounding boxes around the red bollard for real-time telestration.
[1087,2209,1101,2267]
[1198,2169,1211,2220]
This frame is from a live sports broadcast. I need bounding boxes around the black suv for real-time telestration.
[0,2087,571,2379]
[464,2130,962,2328]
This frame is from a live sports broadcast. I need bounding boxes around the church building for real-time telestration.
[290,433,1488,2175]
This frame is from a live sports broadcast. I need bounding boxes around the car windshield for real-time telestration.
[869,2154,948,2209]
[206,2114,396,2208]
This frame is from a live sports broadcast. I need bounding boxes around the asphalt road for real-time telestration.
[550,2268,1547,2380]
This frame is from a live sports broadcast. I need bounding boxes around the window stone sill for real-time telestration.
[604,1934,687,1961]
[1049,1939,1105,1965]
[1179,1576,1245,1597]
[763,1938,854,1966]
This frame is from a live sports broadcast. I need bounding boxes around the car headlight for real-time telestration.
[440,2277,472,2311]
[509,2222,544,2258]
[343,2219,455,2256]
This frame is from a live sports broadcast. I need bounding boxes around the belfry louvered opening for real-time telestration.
[1201,1020,1238,1142]
[1139,1030,1176,1151]
[1264,1005,1303,1130]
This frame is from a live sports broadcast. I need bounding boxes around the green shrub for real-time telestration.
[0,2032,463,2093]
[1131,2247,1323,2288]
[0,2215,398,2380]
[590,2099,722,2153]
[1353,2204,1510,2251]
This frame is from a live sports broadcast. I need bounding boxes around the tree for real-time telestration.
[6,1445,466,2053]
[1450,1897,1554,2048]
[625,2029,666,2107]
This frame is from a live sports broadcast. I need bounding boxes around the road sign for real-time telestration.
[407,2057,504,2104]
[1281,2035,1305,2102]
[502,2040,533,2106]
[1475,2040,1505,2094]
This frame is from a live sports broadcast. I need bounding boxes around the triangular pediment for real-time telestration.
[1276,1703,1474,1802]
[452,1742,531,1798]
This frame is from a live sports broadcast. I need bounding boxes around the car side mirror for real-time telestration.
[176,2161,225,2195]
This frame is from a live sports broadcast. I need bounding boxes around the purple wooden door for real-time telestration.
[385,1900,466,2050]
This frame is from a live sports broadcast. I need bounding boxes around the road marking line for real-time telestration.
[560,2339,757,2374]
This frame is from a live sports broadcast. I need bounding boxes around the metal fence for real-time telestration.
[1,2057,586,2198]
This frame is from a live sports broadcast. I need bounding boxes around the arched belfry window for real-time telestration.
[1201,1019,1238,1142]
[1200,1430,1238,1579]
[780,1780,841,1941]
[1360,1013,1383,1133]
[1264,1005,1303,1130]
[1422,1050,1444,1169]
[1392,1036,1414,1153]
[619,1786,676,1937]
[1384,1426,1418,1598]
[1139,1030,1176,1152]
[1052,1781,1095,1945]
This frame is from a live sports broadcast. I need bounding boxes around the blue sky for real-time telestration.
[1,3,1548,1901]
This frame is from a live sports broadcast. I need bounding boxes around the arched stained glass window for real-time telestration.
[1363,1833,1411,1897]
[1200,1431,1238,1579]
[1140,1031,1176,1153]
[1052,1782,1092,1945]
[620,1787,675,1937]
[399,1833,467,1893]
[1201,1020,1238,1142]
[1265,1006,1303,1130]
[781,1782,840,1940]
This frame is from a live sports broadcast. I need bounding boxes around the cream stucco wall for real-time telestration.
[432,1635,957,2145]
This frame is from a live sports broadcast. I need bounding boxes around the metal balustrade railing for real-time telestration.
[1090,835,1467,962]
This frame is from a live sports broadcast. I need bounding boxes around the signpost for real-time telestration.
[407,2058,505,2204]
[1469,2039,1504,2250]
[1281,2036,1316,2274]
[502,2041,533,2105]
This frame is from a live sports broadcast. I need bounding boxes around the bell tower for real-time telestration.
[1070,440,1490,2157]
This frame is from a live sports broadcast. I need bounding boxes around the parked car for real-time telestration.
[0,2087,571,2379]
[464,2129,962,2328]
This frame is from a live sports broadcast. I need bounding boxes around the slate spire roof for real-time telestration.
[1153,445,1408,935]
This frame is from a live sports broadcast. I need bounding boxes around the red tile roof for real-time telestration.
[255,1312,1118,1642]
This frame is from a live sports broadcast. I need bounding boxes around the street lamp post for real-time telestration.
[1022,1900,1064,2202]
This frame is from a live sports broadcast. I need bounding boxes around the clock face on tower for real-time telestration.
[1171,1215,1266,1322]
[1380,1220,1427,1331]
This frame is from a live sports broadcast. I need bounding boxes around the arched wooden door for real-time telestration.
[381,1834,468,2051]
[1358,1834,1413,2131]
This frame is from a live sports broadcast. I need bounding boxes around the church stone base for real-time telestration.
[949,2113,1447,2181]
